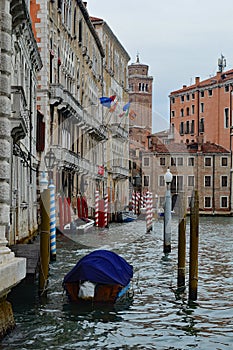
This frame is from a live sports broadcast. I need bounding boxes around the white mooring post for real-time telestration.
[164,168,173,254]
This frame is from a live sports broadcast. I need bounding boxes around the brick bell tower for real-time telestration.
[128,54,153,133]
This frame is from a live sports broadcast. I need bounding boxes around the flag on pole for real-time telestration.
[99,95,116,108]
[119,102,131,118]
[109,97,118,112]
[129,110,136,120]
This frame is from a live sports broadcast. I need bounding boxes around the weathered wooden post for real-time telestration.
[39,174,50,296]
[189,190,199,301]
[164,168,173,253]
[177,192,186,292]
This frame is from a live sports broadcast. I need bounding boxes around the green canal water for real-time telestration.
[1,217,233,349]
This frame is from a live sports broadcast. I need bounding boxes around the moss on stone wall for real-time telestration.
[0,298,15,340]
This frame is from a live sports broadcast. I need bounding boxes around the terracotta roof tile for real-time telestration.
[152,142,230,154]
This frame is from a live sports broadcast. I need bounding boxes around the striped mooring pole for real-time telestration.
[95,190,99,227]
[49,180,56,261]
[146,191,153,233]
[104,194,108,227]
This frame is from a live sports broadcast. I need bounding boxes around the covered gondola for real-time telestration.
[63,250,133,304]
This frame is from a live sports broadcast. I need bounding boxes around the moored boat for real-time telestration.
[63,217,94,233]
[117,211,137,223]
[63,250,133,304]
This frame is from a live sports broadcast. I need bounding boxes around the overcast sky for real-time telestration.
[87,0,233,132]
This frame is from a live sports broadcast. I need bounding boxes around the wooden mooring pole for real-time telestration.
[188,190,199,301]
[39,189,50,296]
[177,192,186,292]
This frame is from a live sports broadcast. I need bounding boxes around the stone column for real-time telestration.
[0,0,26,339]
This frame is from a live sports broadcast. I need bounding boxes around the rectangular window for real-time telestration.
[200,118,204,133]
[192,105,195,114]
[181,95,184,102]
[192,93,195,99]
[143,157,149,166]
[180,122,184,134]
[208,89,213,96]
[190,120,194,134]
[177,157,183,166]
[185,121,190,134]
[170,175,183,192]
[171,110,175,117]
[204,197,212,208]
[171,97,175,103]
[78,20,83,43]
[186,94,190,101]
[171,157,176,166]
[200,91,204,97]
[221,176,228,187]
[225,85,229,92]
[160,157,165,166]
[159,175,165,187]
[224,108,229,128]
[205,157,212,166]
[188,157,195,166]
[200,102,204,113]
[221,157,228,166]
[188,175,195,187]
[177,176,183,191]
[143,175,149,187]
[204,175,211,187]
[221,196,228,208]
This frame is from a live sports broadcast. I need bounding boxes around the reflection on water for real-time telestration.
[2,217,233,349]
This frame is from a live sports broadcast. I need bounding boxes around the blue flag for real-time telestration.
[123,102,130,111]
[99,95,116,108]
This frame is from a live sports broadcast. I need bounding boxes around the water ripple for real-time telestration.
[1,217,233,349]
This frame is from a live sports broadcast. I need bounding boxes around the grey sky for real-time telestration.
[87,0,233,132]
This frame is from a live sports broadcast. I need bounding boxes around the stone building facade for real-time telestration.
[31,0,106,216]
[31,0,130,219]
[142,136,231,215]
[91,16,130,216]
[0,0,43,338]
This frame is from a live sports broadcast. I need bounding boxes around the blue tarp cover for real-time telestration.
[63,250,133,286]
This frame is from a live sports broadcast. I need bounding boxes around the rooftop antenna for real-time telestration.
[218,54,226,73]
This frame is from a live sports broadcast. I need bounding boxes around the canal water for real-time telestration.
[1,217,233,349]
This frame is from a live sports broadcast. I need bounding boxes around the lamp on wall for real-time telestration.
[44,150,57,181]
[44,150,57,170]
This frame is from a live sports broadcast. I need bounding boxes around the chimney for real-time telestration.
[83,2,87,7]
[195,77,200,85]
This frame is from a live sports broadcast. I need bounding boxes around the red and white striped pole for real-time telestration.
[149,192,153,229]
[104,194,108,227]
[136,192,139,215]
[95,190,99,227]
[132,191,135,214]
[146,191,152,233]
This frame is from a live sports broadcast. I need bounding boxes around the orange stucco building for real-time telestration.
[169,69,233,151]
